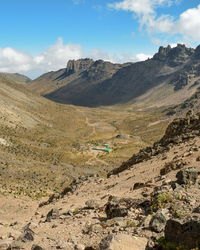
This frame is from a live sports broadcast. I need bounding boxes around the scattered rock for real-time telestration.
[160,160,186,175]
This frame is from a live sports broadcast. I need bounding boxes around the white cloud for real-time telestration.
[0,47,32,72]
[109,0,200,41]
[135,53,152,61]
[176,5,200,40]
[108,0,172,15]
[0,38,151,78]
[0,38,84,78]
[33,38,83,71]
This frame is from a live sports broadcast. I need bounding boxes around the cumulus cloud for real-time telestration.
[0,38,84,78]
[108,0,173,29]
[33,38,83,71]
[135,53,152,61]
[176,5,200,40]
[0,47,32,72]
[0,38,151,78]
[109,0,200,41]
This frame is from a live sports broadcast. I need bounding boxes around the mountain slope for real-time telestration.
[0,72,31,84]
[29,44,200,107]
[1,110,200,249]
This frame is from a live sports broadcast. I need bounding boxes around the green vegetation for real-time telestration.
[151,192,173,212]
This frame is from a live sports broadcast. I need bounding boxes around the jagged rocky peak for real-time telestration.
[153,45,172,61]
[153,44,194,66]
[194,45,200,59]
[65,58,94,75]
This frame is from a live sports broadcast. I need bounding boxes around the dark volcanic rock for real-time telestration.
[105,196,139,219]
[165,219,200,249]
[105,196,129,219]
[176,168,198,185]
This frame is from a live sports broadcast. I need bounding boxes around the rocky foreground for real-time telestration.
[1,112,200,249]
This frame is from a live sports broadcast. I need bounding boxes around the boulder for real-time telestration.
[100,234,147,250]
[150,209,169,233]
[176,168,198,185]
[46,208,59,222]
[165,219,200,249]
[105,196,137,219]
[18,224,34,243]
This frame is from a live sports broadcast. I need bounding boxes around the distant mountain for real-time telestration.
[0,72,31,84]
[29,44,200,107]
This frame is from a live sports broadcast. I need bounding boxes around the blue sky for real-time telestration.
[0,0,200,78]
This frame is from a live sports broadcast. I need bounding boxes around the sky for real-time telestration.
[0,0,200,78]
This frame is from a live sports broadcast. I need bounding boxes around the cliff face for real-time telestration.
[65,58,94,75]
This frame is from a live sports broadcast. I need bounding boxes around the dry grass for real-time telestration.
[0,78,169,198]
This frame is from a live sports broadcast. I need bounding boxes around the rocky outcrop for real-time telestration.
[65,58,94,75]
[108,111,200,176]
[153,44,194,66]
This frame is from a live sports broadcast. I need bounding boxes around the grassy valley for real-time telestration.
[0,76,169,199]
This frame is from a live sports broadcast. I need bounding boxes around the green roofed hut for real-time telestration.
[92,144,112,153]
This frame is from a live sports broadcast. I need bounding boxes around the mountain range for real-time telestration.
[29,44,200,108]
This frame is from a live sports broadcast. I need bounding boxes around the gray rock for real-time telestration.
[176,168,198,185]
[150,209,169,233]
[105,196,135,219]
[18,224,34,243]
[85,200,100,209]
[46,208,59,222]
